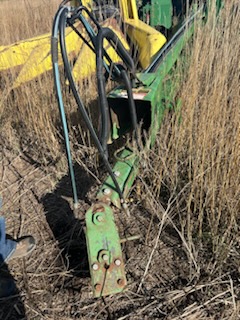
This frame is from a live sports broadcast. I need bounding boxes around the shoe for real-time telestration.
[0,277,16,298]
[7,236,36,261]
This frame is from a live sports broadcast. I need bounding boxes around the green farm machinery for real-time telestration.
[51,0,222,297]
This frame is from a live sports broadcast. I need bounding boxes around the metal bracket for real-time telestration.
[97,148,138,208]
[85,203,127,297]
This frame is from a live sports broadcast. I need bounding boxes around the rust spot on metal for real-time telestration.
[117,278,125,286]
[94,283,102,291]
[92,204,105,214]
[96,194,112,205]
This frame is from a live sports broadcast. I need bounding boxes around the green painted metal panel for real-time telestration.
[140,0,173,29]
[86,203,127,297]
[143,24,194,144]
[97,148,138,208]
[152,0,173,29]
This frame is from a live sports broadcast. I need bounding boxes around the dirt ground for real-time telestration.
[0,0,240,320]
[0,144,175,320]
[0,138,239,320]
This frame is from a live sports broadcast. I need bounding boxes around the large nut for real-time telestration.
[114,259,121,266]
[95,283,101,291]
[103,188,111,195]
[92,263,99,271]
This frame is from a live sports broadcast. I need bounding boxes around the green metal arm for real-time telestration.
[54,0,223,298]
[85,5,200,296]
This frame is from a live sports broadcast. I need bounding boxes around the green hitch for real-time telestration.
[86,203,127,297]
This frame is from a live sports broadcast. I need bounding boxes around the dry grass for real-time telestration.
[0,0,59,45]
[0,0,240,319]
[140,0,240,265]
[136,1,240,317]
[0,0,62,165]
[0,0,98,168]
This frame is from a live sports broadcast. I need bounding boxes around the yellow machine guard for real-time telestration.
[119,0,167,69]
[0,0,166,87]
[0,20,128,88]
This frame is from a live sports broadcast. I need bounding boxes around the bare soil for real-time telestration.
[1,137,239,320]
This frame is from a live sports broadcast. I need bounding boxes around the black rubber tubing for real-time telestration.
[95,27,136,153]
[57,8,124,199]
[120,69,140,149]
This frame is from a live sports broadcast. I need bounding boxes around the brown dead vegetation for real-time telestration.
[0,1,240,319]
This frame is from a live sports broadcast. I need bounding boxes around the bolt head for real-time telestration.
[102,254,109,261]
[114,171,120,177]
[103,188,111,195]
[115,259,121,266]
[92,263,99,271]
[97,215,104,222]
[94,283,101,291]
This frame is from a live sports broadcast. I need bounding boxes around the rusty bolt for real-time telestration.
[92,263,99,271]
[102,254,109,261]
[117,278,124,286]
[94,283,101,291]
[97,215,104,222]
[114,171,120,177]
[114,259,121,266]
[93,205,104,214]
[103,188,111,195]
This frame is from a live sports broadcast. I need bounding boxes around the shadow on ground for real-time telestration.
[41,163,97,278]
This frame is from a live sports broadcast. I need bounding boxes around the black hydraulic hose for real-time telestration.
[96,29,110,156]
[51,6,79,207]
[58,9,125,200]
[78,14,122,80]
[68,22,96,53]
[69,20,119,80]
[70,5,101,31]
[96,27,136,154]
[120,69,140,149]
[69,8,122,80]
[97,28,135,73]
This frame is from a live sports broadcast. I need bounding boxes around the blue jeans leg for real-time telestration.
[0,217,17,264]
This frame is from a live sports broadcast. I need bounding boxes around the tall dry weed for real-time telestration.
[138,0,240,273]
[0,1,239,318]
[0,0,62,164]
[0,0,99,168]
[0,0,59,45]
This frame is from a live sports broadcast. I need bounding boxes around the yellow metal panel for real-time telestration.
[125,20,166,69]
[0,27,81,70]
[81,0,92,9]
[0,0,94,87]
[119,0,167,68]
[0,16,129,88]
[13,28,83,88]
[0,34,50,70]
[119,0,139,21]
[1,0,163,86]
